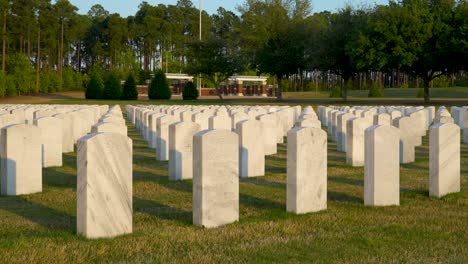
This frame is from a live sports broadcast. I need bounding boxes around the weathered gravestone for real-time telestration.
[237,120,265,178]
[393,116,416,164]
[429,123,460,198]
[34,116,63,168]
[77,133,132,239]
[169,121,200,181]
[0,124,42,196]
[156,115,176,161]
[287,127,327,214]
[193,130,239,228]
[364,125,400,206]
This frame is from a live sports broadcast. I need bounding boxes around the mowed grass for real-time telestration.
[0,94,467,263]
[283,87,468,101]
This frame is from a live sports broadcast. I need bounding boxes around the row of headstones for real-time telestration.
[0,104,135,240]
[0,104,111,196]
[125,104,328,229]
[127,104,313,178]
[317,105,462,199]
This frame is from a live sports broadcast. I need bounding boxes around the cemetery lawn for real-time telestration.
[0,94,467,263]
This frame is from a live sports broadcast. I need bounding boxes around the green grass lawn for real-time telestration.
[284,87,468,101]
[0,94,466,262]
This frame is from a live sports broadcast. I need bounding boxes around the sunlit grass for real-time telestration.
[0,94,466,262]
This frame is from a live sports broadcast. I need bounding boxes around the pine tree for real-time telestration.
[85,72,104,99]
[121,74,138,100]
[102,71,122,100]
[182,81,199,100]
[148,70,171,100]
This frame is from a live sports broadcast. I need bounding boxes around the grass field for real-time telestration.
[0,93,466,263]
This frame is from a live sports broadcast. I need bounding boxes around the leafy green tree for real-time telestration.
[182,81,198,100]
[102,71,122,99]
[121,74,138,100]
[185,37,243,100]
[318,6,365,102]
[148,69,171,100]
[85,71,104,99]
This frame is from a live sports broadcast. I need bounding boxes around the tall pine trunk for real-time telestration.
[2,9,6,74]
[36,30,41,93]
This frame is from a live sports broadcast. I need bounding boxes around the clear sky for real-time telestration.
[65,0,389,17]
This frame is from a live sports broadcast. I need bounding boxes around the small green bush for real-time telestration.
[368,82,383,97]
[102,72,122,100]
[417,88,425,98]
[7,53,35,94]
[399,83,409,89]
[0,73,5,97]
[5,75,17,97]
[432,75,450,88]
[85,72,104,99]
[149,70,171,100]
[455,77,468,87]
[137,69,151,85]
[49,71,63,93]
[121,74,138,100]
[182,81,199,100]
[63,67,77,91]
[329,86,342,98]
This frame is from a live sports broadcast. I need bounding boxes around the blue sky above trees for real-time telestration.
[66,0,388,16]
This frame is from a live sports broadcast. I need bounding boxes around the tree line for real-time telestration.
[0,0,466,102]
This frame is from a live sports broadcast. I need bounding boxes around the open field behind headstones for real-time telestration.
[0,92,466,263]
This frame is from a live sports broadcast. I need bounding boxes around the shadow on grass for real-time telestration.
[134,197,192,224]
[43,169,76,189]
[328,176,362,186]
[0,196,75,233]
[43,152,77,189]
[240,193,283,210]
[328,191,362,203]
[134,170,193,193]
[242,177,285,189]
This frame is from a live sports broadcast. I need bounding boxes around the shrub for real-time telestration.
[0,73,5,97]
[455,77,468,87]
[368,82,383,97]
[74,71,85,91]
[329,86,342,98]
[85,72,104,99]
[432,75,450,88]
[7,53,35,94]
[5,75,17,97]
[49,71,63,93]
[121,74,138,100]
[148,70,171,100]
[137,69,151,85]
[182,81,199,100]
[417,88,425,98]
[62,67,75,91]
[400,83,409,89]
[102,71,122,100]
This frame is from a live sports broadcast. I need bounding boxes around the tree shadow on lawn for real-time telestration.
[43,152,77,189]
[328,175,362,187]
[0,196,75,233]
[43,169,77,189]
[134,197,192,224]
[328,191,362,203]
[242,177,285,189]
[134,170,192,194]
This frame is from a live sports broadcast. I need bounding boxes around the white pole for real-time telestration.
[198,0,202,96]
